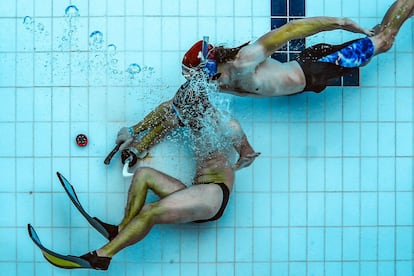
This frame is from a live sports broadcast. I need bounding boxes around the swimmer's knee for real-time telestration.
[132,167,155,184]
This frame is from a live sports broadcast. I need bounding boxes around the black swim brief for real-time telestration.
[296,38,370,93]
[193,182,230,223]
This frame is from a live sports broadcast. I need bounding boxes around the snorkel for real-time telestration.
[201,36,217,77]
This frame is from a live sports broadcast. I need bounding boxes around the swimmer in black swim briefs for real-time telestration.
[49,72,259,270]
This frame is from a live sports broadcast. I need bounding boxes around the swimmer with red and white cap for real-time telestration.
[183,0,413,97]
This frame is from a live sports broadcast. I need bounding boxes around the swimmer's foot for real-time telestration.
[80,251,111,271]
[93,217,118,241]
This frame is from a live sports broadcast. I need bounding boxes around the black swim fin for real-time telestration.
[27,224,93,269]
[56,172,117,240]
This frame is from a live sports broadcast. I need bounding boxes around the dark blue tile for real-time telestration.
[289,0,305,16]
[289,38,306,51]
[272,53,288,62]
[326,77,342,86]
[343,68,360,86]
[271,18,287,29]
[271,0,287,16]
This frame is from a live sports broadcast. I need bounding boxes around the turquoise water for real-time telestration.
[0,0,413,275]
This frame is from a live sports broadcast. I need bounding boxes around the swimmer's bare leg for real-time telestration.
[118,167,186,231]
[372,0,414,54]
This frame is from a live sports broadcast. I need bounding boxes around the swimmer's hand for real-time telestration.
[116,127,134,150]
[233,152,261,170]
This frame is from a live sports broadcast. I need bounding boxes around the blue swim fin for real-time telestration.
[27,224,93,269]
[56,172,112,240]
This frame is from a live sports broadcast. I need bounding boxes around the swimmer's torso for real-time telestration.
[217,58,306,97]
[194,153,235,191]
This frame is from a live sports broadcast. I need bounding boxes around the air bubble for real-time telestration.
[89,30,104,49]
[127,63,142,77]
[65,5,80,18]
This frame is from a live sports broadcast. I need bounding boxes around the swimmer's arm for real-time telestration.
[256,17,374,56]
[130,100,177,134]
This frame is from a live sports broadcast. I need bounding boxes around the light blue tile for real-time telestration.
[325,228,342,261]
[361,123,378,156]
[396,88,413,121]
[217,228,234,261]
[378,227,395,260]
[325,158,342,191]
[16,193,34,227]
[377,53,396,86]
[289,158,306,192]
[396,123,413,156]
[361,192,378,226]
[378,88,395,121]
[325,123,342,157]
[378,158,395,191]
[343,158,360,191]
[289,193,306,226]
[360,88,378,121]
[272,193,288,227]
[34,88,51,121]
[343,262,360,276]
[343,227,359,260]
[33,123,52,157]
[289,228,306,261]
[360,227,378,261]
[34,193,52,226]
[343,193,360,226]
[51,53,70,86]
[0,88,15,121]
[0,19,16,51]
[0,228,16,261]
[34,53,52,86]
[180,263,198,276]
[308,262,324,276]
[199,263,216,276]
[70,87,88,122]
[17,263,35,276]
[307,228,324,261]
[378,262,395,276]
[396,192,412,225]
[361,158,378,191]
[0,53,16,86]
[217,263,234,276]
[379,192,396,225]
[396,54,413,86]
[272,123,289,156]
[16,158,33,192]
[378,123,395,156]
[0,123,15,156]
[289,123,307,157]
[271,158,289,192]
[0,263,16,276]
[271,228,288,261]
[396,261,413,276]
[396,158,412,191]
[325,89,343,121]
[307,94,325,122]
[307,158,324,191]
[16,88,33,121]
[360,262,377,275]
[325,262,342,275]
[16,123,34,157]
[52,87,70,121]
[234,262,252,276]
[180,228,198,262]
[253,228,270,262]
[52,122,70,157]
[271,97,289,122]
[70,52,89,86]
[272,262,288,276]
[235,228,252,262]
[343,88,360,122]
[325,193,342,226]
[307,123,325,157]
[0,158,15,192]
[289,96,307,122]
[199,228,217,262]
[307,193,324,226]
[16,53,34,86]
[253,193,270,227]
[343,123,360,156]
[253,157,271,192]
[235,193,252,227]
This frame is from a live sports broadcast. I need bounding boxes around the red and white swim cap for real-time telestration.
[182,40,215,68]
